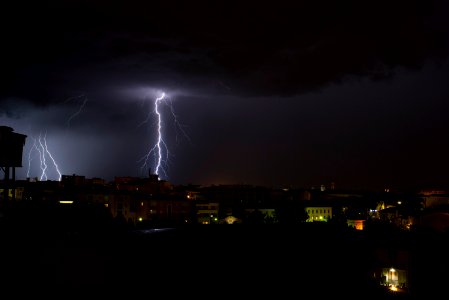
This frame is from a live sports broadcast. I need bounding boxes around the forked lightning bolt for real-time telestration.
[138,91,191,180]
[26,138,39,178]
[43,133,62,181]
[27,136,46,180]
[37,134,48,181]
[140,92,168,179]
[153,93,165,176]
[27,133,62,181]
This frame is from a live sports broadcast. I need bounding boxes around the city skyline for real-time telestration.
[1,0,449,191]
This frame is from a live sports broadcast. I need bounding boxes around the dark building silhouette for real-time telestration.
[0,126,27,204]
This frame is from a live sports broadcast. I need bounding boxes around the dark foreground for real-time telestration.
[1,221,447,299]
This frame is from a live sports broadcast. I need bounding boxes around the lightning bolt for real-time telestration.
[136,95,153,129]
[26,137,43,180]
[43,133,62,181]
[65,94,88,127]
[26,132,62,181]
[139,92,168,179]
[167,98,192,146]
[37,133,48,181]
[154,93,165,176]
[138,91,191,180]
[26,138,37,178]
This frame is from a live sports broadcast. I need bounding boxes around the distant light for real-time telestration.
[397,201,402,205]
[390,268,395,272]
[104,203,109,208]
[138,217,143,222]
[59,200,73,204]
[141,202,144,206]
[390,285,398,292]
[225,216,238,224]
[214,217,218,221]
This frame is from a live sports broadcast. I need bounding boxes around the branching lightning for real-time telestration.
[139,92,168,179]
[138,91,191,180]
[65,94,88,127]
[27,137,45,180]
[43,133,62,181]
[136,95,153,129]
[167,97,192,145]
[26,132,62,181]
[24,95,83,181]
[37,134,48,181]
[26,138,38,178]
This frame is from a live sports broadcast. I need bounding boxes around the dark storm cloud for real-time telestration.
[1,0,448,105]
[2,0,449,190]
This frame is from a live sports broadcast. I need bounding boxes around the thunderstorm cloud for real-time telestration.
[1,0,449,190]
[1,0,448,104]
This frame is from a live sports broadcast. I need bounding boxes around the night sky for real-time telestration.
[1,0,449,191]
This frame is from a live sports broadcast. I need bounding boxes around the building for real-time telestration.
[305,206,333,222]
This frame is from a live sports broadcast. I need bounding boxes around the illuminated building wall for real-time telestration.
[347,219,365,230]
[381,268,407,288]
[0,186,25,201]
[305,206,332,222]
